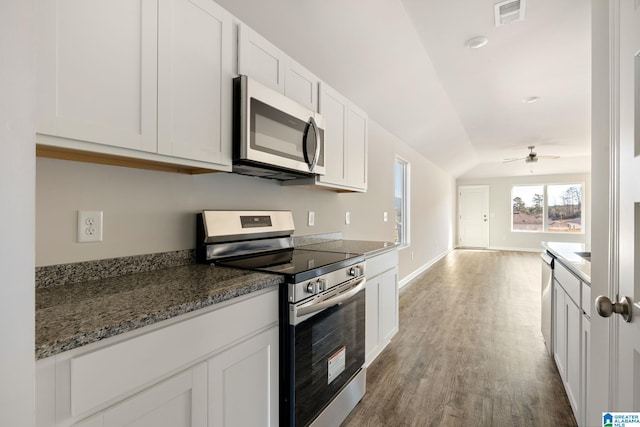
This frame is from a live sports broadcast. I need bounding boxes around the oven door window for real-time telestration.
[291,288,365,426]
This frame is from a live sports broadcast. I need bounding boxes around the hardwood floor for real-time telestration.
[343,249,577,427]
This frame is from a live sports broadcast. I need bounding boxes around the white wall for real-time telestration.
[0,0,36,424]
[457,173,591,251]
[36,119,454,283]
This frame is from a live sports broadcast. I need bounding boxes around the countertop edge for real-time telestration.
[542,242,591,284]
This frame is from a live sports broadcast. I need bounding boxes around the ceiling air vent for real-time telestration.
[494,0,526,27]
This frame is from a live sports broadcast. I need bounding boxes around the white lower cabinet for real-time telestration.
[365,250,399,366]
[551,260,590,427]
[36,289,278,427]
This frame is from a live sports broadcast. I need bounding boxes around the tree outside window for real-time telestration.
[511,184,583,233]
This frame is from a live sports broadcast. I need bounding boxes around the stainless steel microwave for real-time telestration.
[232,75,325,180]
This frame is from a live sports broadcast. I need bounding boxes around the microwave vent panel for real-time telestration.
[494,0,526,27]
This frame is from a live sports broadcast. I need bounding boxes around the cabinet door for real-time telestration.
[37,0,158,152]
[318,83,348,186]
[365,275,381,366]
[285,58,319,111]
[346,103,368,191]
[237,25,285,94]
[157,0,232,165]
[581,315,590,427]
[565,298,581,418]
[74,363,207,427]
[208,326,279,427]
[379,268,399,344]
[553,283,567,381]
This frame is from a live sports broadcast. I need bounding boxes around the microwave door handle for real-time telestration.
[304,117,321,172]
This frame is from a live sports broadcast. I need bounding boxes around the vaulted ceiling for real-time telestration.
[215,0,591,178]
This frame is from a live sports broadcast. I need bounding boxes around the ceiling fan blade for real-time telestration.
[503,157,526,163]
[536,155,560,159]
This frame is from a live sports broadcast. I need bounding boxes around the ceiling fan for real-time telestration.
[503,146,560,164]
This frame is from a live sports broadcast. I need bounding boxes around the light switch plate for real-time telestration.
[308,211,315,227]
[345,211,350,225]
[383,212,388,222]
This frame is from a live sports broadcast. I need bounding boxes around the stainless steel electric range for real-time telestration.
[196,210,366,427]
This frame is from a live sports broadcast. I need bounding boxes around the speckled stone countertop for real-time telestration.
[543,241,591,284]
[299,239,399,257]
[36,262,282,360]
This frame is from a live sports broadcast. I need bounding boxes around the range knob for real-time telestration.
[349,266,362,277]
[306,281,316,294]
[317,278,327,292]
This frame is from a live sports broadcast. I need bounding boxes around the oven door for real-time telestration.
[284,277,366,427]
[235,75,325,175]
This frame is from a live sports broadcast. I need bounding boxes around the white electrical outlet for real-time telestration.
[383,212,388,222]
[345,211,350,225]
[78,211,103,243]
[308,211,315,227]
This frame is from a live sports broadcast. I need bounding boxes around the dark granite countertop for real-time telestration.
[542,241,591,284]
[299,239,399,257]
[36,264,282,360]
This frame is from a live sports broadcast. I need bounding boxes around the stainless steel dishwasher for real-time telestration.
[541,251,555,355]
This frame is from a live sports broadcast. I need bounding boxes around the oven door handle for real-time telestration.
[295,277,366,319]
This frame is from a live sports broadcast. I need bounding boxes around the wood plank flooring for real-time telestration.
[343,249,577,427]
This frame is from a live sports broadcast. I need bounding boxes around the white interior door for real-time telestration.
[595,0,640,422]
[613,0,640,414]
[458,185,489,248]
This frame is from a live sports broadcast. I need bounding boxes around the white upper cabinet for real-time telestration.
[237,23,319,111]
[157,0,232,165]
[237,24,286,94]
[315,82,368,192]
[346,103,368,191]
[284,58,319,112]
[318,84,348,186]
[37,0,232,170]
[37,0,158,152]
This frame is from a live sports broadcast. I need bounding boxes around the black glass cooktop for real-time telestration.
[216,249,363,283]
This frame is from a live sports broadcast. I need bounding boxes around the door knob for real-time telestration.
[595,295,633,322]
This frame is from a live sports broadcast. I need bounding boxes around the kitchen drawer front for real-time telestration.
[366,250,398,278]
[555,261,581,306]
[69,289,278,417]
[582,282,591,317]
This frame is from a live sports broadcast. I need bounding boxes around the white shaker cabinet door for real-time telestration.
[37,0,158,152]
[346,103,368,191]
[74,363,207,427]
[318,83,348,187]
[237,24,286,94]
[379,267,399,344]
[284,58,319,112]
[208,326,279,427]
[157,0,232,165]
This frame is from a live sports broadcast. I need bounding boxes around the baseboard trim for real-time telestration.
[486,246,541,253]
[399,249,451,289]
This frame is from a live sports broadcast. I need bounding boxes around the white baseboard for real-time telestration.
[486,246,541,253]
[455,245,541,253]
[399,249,451,289]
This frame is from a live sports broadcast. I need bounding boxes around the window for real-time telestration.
[512,185,544,231]
[511,184,583,233]
[547,184,583,232]
[394,157,409,246]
